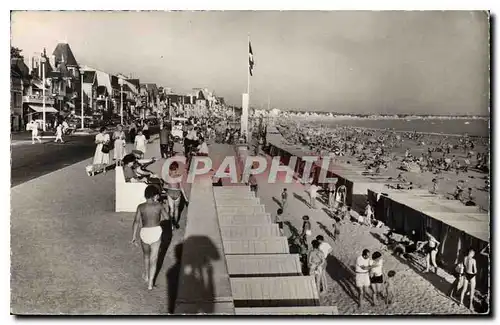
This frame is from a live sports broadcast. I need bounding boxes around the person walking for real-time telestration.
[281,188,288,211]
[159,123,170,159]
[113,124,127,166]
[248,174,258,196]
[131,185,170,290]
[93,127,111,173]
[54,123,64,143]
[29,121,42,144]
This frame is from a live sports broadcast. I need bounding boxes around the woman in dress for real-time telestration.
[93,127,111,173]
[113,124,127,166]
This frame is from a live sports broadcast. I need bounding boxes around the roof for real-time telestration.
[83,71,96,84]
[51,60,70,78]
[110,75,119,88]
[10,58,29,78]
[127,78,140,90]
[52,43,78,67]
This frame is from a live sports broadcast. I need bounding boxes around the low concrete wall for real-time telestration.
[174,178,235,315]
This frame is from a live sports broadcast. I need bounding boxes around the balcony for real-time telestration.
[23,95,55,105]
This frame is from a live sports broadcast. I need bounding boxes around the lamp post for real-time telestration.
[80,68,84,129]
[41,55,46,132]
[119,78,124,125]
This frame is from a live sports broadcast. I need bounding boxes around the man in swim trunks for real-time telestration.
[131,185,169,290]
[355,249,373,308]
[460,248,478,310]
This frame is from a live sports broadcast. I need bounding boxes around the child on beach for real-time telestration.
[385,270,396,305]
[281,188,288,211]
[274,208,284,235]
[301,215,312,248]
[431,178,438,194]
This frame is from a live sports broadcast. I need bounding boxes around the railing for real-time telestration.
[23,95,55,105]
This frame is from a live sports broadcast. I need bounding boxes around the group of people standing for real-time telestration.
[92,120,152,172]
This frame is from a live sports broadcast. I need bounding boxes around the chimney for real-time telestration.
[27,55,32,74]
[38,55,41,79]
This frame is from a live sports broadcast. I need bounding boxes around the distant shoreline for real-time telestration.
[287,115,489,121]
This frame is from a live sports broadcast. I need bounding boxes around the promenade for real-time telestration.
[11,139,185,314]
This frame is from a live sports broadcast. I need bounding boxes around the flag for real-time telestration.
[249,41,254,76]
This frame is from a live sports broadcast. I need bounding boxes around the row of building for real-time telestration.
[10,42,226,131]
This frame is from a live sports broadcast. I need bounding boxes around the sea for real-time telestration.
[317,118,490,137]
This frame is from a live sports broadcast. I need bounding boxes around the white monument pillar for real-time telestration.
[241,93,249,139]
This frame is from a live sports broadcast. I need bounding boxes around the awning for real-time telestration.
[28,105,58,113]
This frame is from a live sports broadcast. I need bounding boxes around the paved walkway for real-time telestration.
[248,147,475,315]
[11,139,187,314]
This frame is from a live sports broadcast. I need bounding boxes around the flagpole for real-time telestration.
[247,34,251,96]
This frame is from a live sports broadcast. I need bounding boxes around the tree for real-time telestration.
[11,46,23,59]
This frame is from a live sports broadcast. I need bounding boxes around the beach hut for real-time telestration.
[367,186,489,292]
[226,254,302,277]
[230,276,320,308]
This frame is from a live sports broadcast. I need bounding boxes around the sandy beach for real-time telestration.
[244,118,490,314]
[274,119,490,212]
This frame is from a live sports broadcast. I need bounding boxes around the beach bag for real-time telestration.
[101,143,111,154]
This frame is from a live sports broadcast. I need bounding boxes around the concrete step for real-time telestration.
[226,254,302,277]
[214,187,252,193]
[220,225,280,238]
[230,276,319,308]
[217,205,265,214]
[217,211,271,218]
[215,198,261,206]
[218,214,272,226]
[214,192,256,198]
[223,237,289,254]
[235,306,339,315]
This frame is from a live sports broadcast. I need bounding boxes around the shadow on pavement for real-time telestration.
[167,235,220,314]
[166,243,183,314]
[284,221,301,238]
[325,255,360,304]
[316,221,337,241]
[153,219,173,287]
[322,207,341,222]
[293,192,310,208]
[272,196,282,208]
[392,252,454,302]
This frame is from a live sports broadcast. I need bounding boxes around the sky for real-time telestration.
[11,11,489,115]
